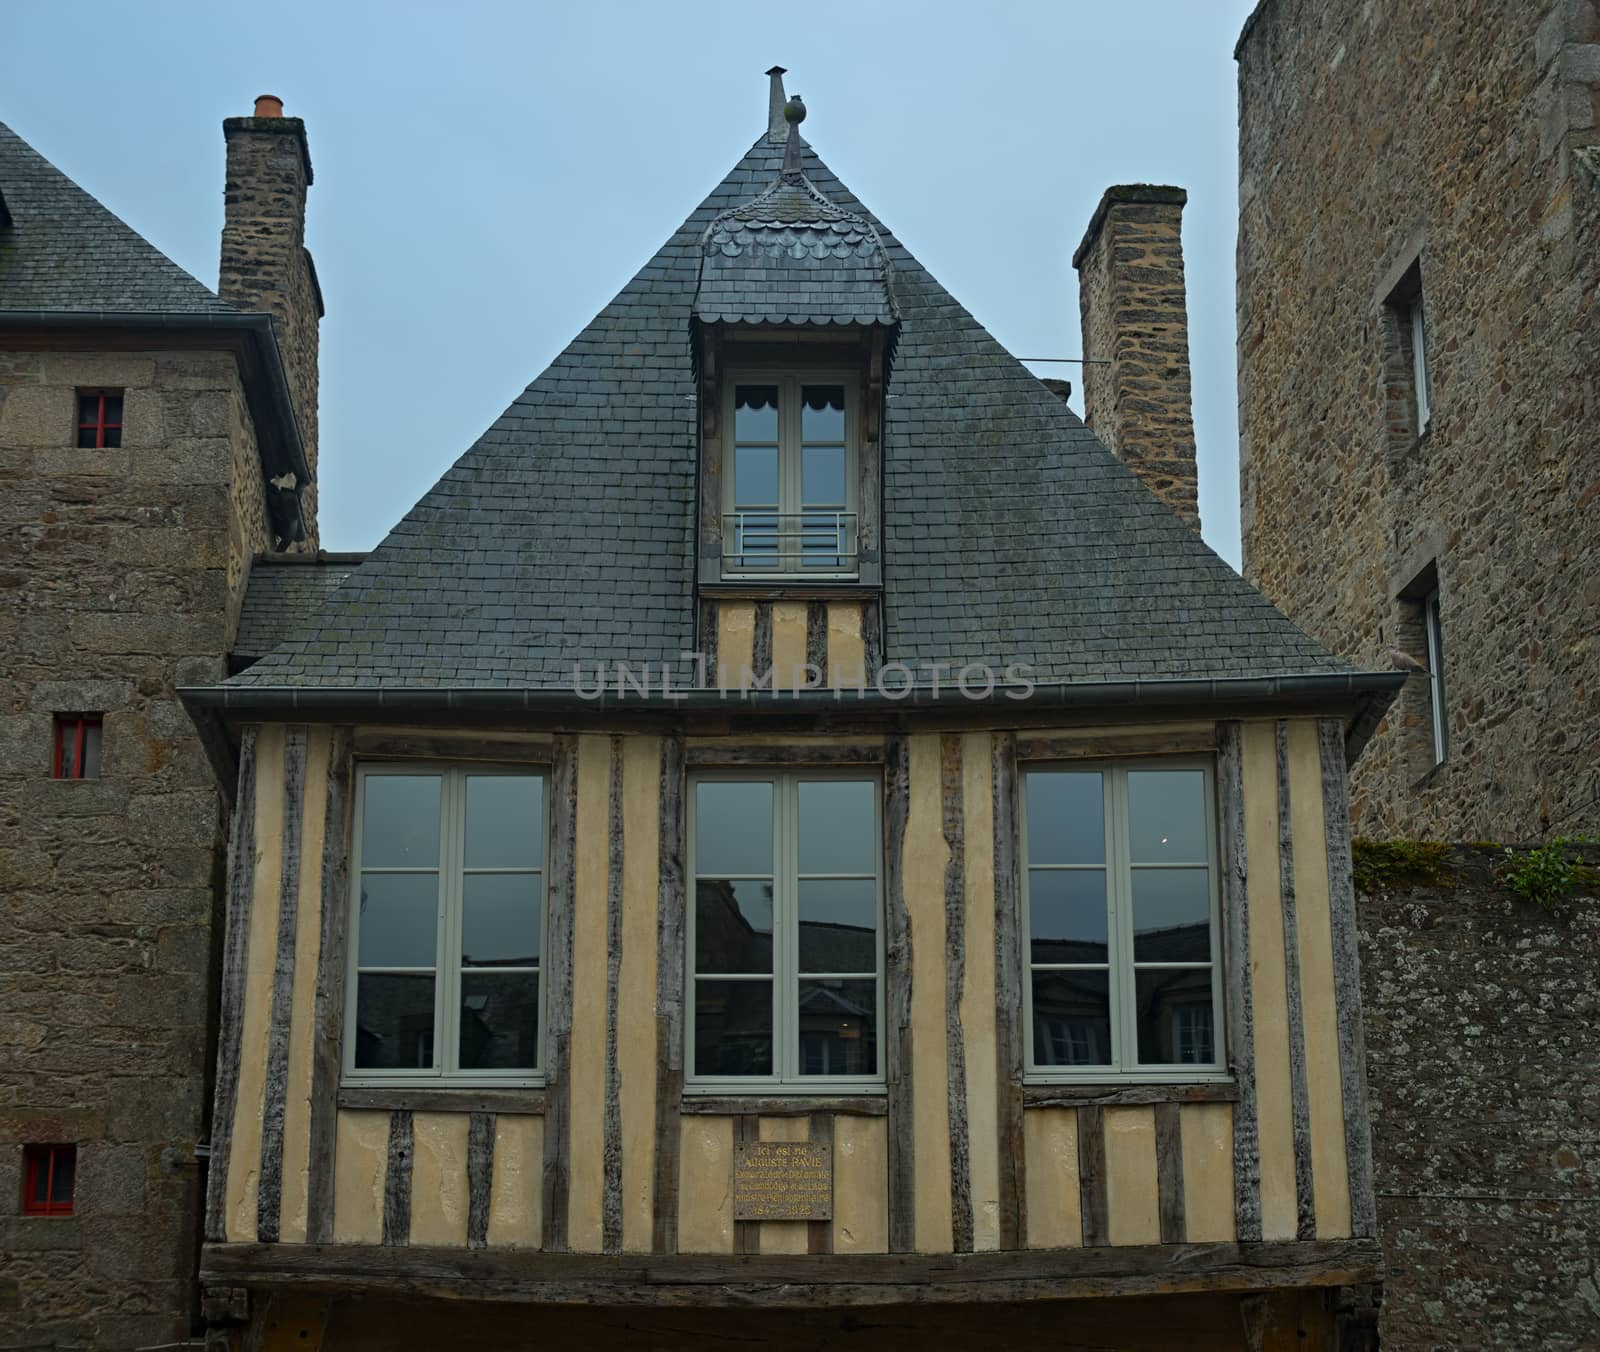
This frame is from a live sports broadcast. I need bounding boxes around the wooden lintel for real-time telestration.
[684,742,885,768]
[337,1087,547,1116]
[679,1096,888,1117]
[352,732,554,764]
[199,1238,1384,1308]
[1022,1082,1240,1109]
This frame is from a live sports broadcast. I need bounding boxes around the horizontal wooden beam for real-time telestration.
[684,742,885,767]
[338,1087,547,1115]
[679,1095,888,1117]
[201,1238,1383,1309]
[1015,729,1217,761]
[1022,1083,1240,1109]
[353,732,554,764]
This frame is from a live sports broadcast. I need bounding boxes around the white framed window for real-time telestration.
[1021,758,1225,1082]
[1424,588,1447,767]
[344,764,547,1087]
[1408,297,1431,433]
[722,371,858,578]
[687,770,883,1091]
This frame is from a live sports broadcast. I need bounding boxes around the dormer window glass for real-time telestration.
[724,373,857,577]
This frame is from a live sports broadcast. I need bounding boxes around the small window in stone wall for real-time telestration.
[1395,563,1448,780]
[1381,264,1430,443]
[22,1144,76,1217]
[53,714,103,779]
[76,390,123,448]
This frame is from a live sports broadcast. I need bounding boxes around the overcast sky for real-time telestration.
[4,0,1257,567]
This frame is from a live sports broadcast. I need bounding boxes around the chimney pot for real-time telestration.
[254,94,284,118]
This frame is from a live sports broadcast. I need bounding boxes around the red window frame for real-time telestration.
[53,714,103,780]
[77,391,123,448]
[22,1144,76,1217]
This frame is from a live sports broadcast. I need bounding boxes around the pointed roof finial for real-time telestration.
[782,94,806,173]
[766,66,788,142]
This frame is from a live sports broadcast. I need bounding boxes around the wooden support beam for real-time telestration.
[602,736,625,1254]
[882,735,915,1252]
[1155,1103,1186,1245]
[382,1111,413,1248]
[1276,722,1317,1242]
[467,1113,495,1250]
[652,733,687,1254]
[1076,1105,1109,1248]
[542,735,579,1251]
[1023,1083,1239,1109]
[1217,722,1262,1243]
[940,734,973,1253]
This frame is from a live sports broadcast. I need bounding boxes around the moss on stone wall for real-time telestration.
[1351,838,1456,893]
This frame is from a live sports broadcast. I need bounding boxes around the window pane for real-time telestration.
[1028,868,1107,963]
[362,775,442,868]
[694,979,773,1076]
[734,384,779,442]
[1031,970,1112,1067]
[103,426,122,448]
[798,978,876,1076]
[801,384,845,441]
[734,444,778,507]
[802,445,845,507]
[462,873,541,967]
[354,973,436,1069]
[465,775,542,869]
[78,394,99,423]
[103,395,123,423]
[77,426,97,448]
[1131,868,1211,962]
[45,1150,75,1204]
[1126,769,1208,863]
[357,873,439,967]
[1135,969,1216,1065]
[459,970,539,1070]
[796,779,875,875]
[80,721,102,778]
[695,781,773,876]
[798,879,876,972]
[1025,772,1104,865]
[695,880,773,974]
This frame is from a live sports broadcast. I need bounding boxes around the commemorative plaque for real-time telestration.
[733,1140,834,1221]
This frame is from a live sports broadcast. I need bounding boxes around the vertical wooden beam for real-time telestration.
[940,734,973,1253]
[805,601,828,688]
[466,1112,495,1250]
[382,1110,412,1247]
[601,737,625,1254]
[861,599,884,680]
[541,734,579,1251]
[305,727,353,1245]
[733,1115,760,1254]
[652,733,686,1253]
[1155,1102,1186,1244]
[1217,721,1262,1243]
[807,1114,835,1254]
[1319,718,1378,1239]
[698,600,718,689]
[991,732,1026,1250]
[752,601,773,685]
[882,735,915,1252]
[205,727,258,1243]
[1276,722,1317,1241]
[256,725,308,1244]
[1075,1105,1109,1247]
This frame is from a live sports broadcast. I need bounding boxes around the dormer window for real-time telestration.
[725,374,857,577]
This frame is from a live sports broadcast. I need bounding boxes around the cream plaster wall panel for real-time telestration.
[331,1110,388,1245]
[278,727,331,1244]
[566,734,612,1252]
[410,1112,471,1247]
[677,1116,735,1254]
[832,1113,889,1253]
[758,1116,812,1254]
[1022,1108,1082,1248]
[716,602,755,689]
[226,722,286,1242]
[1287,719,1354,1238]
[1242,719,1298,1242]
[487,1114,544,1248]
[771,600,809,690]
[1103,1106,1161,1246]
[619,736,662,1253]
[1180,1103,1236,1243]
[826,601,866,689]
[904,733,954,1253]
[960,732,1001,1251]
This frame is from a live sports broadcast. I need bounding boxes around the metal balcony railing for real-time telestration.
[722,510,859,577]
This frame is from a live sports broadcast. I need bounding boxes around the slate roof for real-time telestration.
[694,167,897,327]
[233,555,368,663]
[227,122,1356,691]
[0,118,235,315]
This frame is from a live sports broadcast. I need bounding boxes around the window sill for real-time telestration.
[338,1085,547,1115]
[1021,1081,1238,1108]
[680,1092,887,1117]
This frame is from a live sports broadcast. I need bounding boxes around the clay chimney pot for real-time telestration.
[254,94,284,119]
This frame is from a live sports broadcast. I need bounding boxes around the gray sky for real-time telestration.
[4,0,1256,568]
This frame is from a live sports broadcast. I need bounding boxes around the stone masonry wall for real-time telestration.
[1074,185,1202,528]
[1358,844,1600,1348]
[0,346,271,1347]
[1236,0,1600,840]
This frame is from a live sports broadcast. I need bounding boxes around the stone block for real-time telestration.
[36,353,157,388]
[0,386,72,448]
[120,387,165,449]
[76,1143,149,1216]
[29,679,136,713]
[0,1216,83,1252]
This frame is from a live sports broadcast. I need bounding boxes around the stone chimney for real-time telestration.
[1072,185,1200,529]
[220,94,323,545]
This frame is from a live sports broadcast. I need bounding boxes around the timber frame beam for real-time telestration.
[201,1238,1382,1309]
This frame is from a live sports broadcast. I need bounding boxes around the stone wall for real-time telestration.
[1358,843,1600,1348]
[1073,185,1201,528]
[1236,0,1600,839]
[0,346,272,1347]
